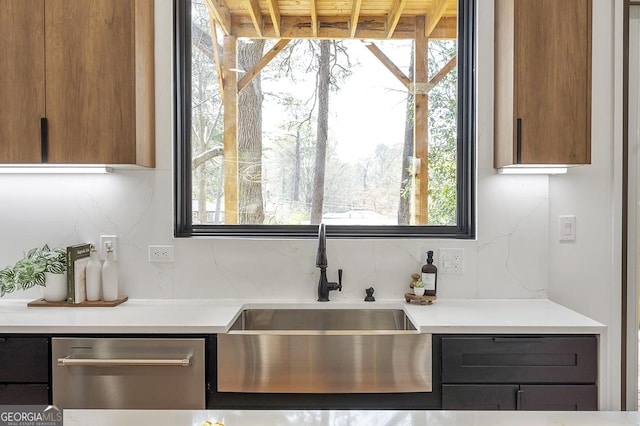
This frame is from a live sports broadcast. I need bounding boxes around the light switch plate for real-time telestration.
[99,235,117,260]
[559,215,576,241]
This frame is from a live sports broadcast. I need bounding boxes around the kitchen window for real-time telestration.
[174,0,475,238]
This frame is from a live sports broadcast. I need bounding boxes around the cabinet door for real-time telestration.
[0,337,49,383]
[442,384,518,410]
[0,384,49,405]
[518,385,597,411]
[0,0,45,163]
[441,336,597,384]
[514,0,591,165]
[45,0,154,166]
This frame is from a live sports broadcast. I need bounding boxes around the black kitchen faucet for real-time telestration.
[316,223,342,301]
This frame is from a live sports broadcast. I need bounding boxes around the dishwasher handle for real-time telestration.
[57,356,192,367]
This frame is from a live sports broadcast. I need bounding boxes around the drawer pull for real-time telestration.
[516,389,523,409]
[493,337,546,343]
[57,357,192,367]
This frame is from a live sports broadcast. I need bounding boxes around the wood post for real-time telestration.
[222,35,239,224]
[414,16,428,225]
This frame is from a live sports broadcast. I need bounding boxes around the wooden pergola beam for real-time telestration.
[362,41,410,89]
[229,15,457,40]
[222,35,239,224]
[237,39,290,92]
[265,0,282,37]
[246,0,264,37]
[428,55,456,89]
[350,0,362,38]
[205,0,232,35]
[208,18,225,102]
[425,0,449,37]
[414,15,428,225]
[385,0,408,38]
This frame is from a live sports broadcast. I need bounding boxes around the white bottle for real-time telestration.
[101,244,119,301]
[85,244,102,301]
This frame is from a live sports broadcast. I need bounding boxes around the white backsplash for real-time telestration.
[0,168,550,302]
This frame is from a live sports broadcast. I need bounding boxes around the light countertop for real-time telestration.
[62,410,640,426]
[0,298,605,334]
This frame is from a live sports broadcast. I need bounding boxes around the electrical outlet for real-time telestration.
[439,248,464,274]
[100,235,117,261]
[149,245,175,263]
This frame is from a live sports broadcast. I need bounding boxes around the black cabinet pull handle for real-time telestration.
[516,118,522,164]
[40,117,48,163]
[516,389,523,410]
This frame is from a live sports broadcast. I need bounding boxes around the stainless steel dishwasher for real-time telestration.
[52,337,205,409]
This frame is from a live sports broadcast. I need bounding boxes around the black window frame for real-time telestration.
[174,0,476,239]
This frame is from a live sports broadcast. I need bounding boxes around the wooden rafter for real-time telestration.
[310,0,319,37]
[246,0,264,37]
[385,0,408,38]
[237,39,291,92]
[205,0,232,36]
[265,0,282,37]
[207,0,458,39]
[350,0,363,38]
[425,0,448,37]
[362,41,410,89]
[229,16,457,40]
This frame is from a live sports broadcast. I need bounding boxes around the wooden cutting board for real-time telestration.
[27,296,128,307]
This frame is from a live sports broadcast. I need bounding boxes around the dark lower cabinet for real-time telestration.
[439,335,598,411]
[0,384,49,405]
[518,385,597,411]
[442,384,597,410]
[443,384,518,410]
[0,336,50,404]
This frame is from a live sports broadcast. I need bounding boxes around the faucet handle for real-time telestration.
[337,269,343,291]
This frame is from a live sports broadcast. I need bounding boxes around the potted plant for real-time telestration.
[413,280,425,296]
[0,245,67,301]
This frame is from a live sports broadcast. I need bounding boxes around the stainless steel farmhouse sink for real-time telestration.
[217,309,432,394]
[230,308,416,331]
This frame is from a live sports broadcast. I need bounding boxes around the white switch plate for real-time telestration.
[99,235,117,261]
[149,245,175,263]
[439,248,464,274]
[559,215,576,241]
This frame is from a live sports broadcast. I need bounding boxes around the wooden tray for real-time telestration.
[27,296,128,307]
[404,293,437,305]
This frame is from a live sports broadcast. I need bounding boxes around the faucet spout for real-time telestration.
[316,223,327,267]
[316,223,342,301]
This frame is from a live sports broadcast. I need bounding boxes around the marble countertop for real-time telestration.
[0,298,605,334]
[62,410,640,426]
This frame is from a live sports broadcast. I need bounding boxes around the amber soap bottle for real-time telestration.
[421,250,438,296]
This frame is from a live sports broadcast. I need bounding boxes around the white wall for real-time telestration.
[0,0,622,410]
[548,0,623,411]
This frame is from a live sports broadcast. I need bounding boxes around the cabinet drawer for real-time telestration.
[0,384,49,405]
[442,384,597,411]
[442,384,518,410]
[519,385,597,411]
[0,337,49,382]
[441,336,597,384]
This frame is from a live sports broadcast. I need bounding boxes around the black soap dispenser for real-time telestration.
[421,250,437,297]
